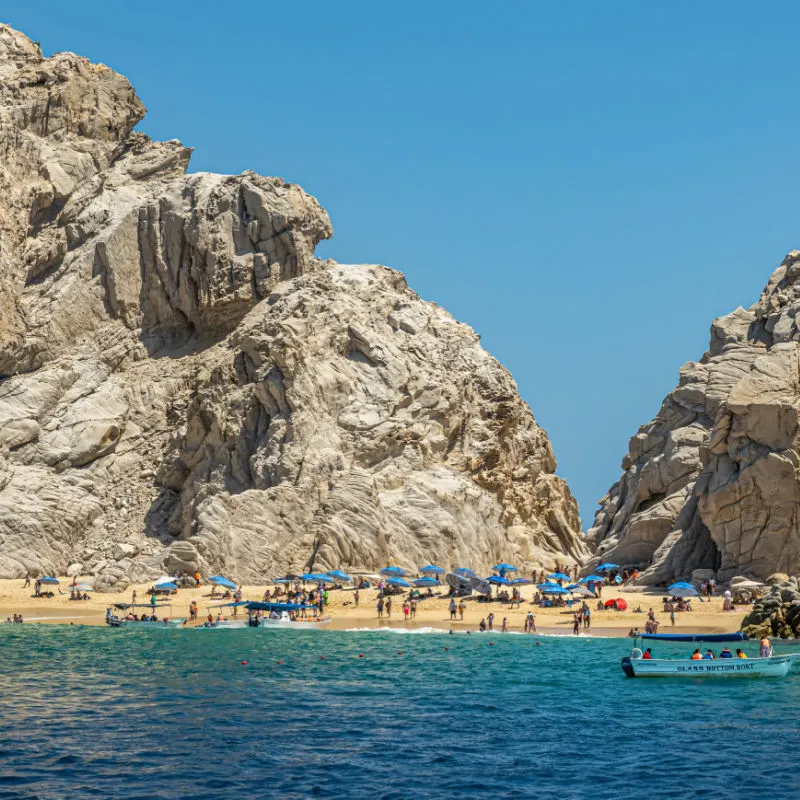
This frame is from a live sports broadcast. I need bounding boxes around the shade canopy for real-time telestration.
[596,563,619,572]
[667,581,695,590]
[579,575,604,584]
[386,577,411,588]
[540,586,569,595]
[492,563,518,572]
[605,598,628,610]
[670,587,699,598]
[381,566,406,577]
[454,568,477,579]
[413,577,439,587]
[536,582,562,591]
[155,582,178,591]
[209,576,237,590]
[272,578,292,584]
[419,565,446,575]
[39,577,59,585]
[70,584,93,592]
[547,572,571,581]
[246,601,315,611]
[487,576,510,586]
[301,573,335,584]
[511,578,531,585]
[326,570,352,582]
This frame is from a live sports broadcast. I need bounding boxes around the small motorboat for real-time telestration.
[622,646,799,678]
[256,610,331,629]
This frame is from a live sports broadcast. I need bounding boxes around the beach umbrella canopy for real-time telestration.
[454,568,477,579]
[413,577,439,587]
[326,570,352,582]
[155,582,178,591]
[492,563,518,572]
[568,585,594,597]
[540,586,570,595]
[71,584,93,591]
[209,576,237,590]
[302,573,335,584]
[547,572,571,581]
[272,578,292,584]
[487,576,510,586]
[536,582,562,590]
[596,563,619,572]
[381,566,406,577]
[579,575,604,584]
[386,577,411,588]
[511,578,531,585]
[39,577,59,585]
[419,565,446,575]
[668,581,695,591]
[670,587,698,598]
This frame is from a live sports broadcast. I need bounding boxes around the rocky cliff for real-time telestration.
[0,25,586,588]
[587,252,800,584]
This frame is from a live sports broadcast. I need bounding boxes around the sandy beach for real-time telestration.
[0,578,745,636]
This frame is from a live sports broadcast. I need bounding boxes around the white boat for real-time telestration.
[255,610,331,629]
[622,648,799,678]
[202,619,248,629]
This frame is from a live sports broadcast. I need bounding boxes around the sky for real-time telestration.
[8,2,800,526]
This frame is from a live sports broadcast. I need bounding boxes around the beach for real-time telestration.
[0,578,744,636]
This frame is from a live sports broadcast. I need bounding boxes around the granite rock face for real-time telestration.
[0,25,586,587]
[588,252,800,584]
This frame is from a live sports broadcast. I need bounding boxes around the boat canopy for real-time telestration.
[113,603,171,610]
[640,631,748,643]
[245,601,316,611]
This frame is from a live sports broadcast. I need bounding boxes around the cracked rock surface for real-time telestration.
[0,26,586,588]
[588,251,800,584]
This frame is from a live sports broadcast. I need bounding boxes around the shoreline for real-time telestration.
[0,578,745,637]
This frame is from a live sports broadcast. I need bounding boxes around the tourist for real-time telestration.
[34,579,41,597]
[691,649,702,660]
[501,617,508,632]
[670,610,675,627]
[642,648,653,660]
[487,612,494,631]
[23,572,30,588]
[194,571,201,587]
[449,599,457,620]
[736,649,748,659]
[719,647,733,659]
[385,597,392,618]
[526,611,536,632]
[458,600,466,620]
[377,597,384,619]
[479,618,487,632]
[760,637,772,658]
[702,649,715,660]
[354,589,359,607]
[402,602,410,622]
[572,614,580,635]
[410,599,417,618]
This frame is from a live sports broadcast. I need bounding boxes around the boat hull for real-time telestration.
[639,632,748,643]
[258,618,331,629]
[622,654,797,678]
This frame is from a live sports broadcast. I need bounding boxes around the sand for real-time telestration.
[0,578,745,637]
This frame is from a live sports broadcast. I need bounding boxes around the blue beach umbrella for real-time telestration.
[209,576,237,590]
[596,563,619,572]
[579,575,604,584]
[387,577,411,588]
[381,566,406,577]
[536,582,562,591]
[39,577,59,585]
[511,578,531,585]
[413,577,439,587]
[487,576,511,586]
[307,573,336,584]
[155,582,179,591]
[326,570,352,582]
[540,586,570,595]
[566,584,581,591]
[454,568,477,579]
[667,581,695,590]
[547,572,571,581]
[492,563,518,572]
[272,578,292,584]
[419,565,446,575]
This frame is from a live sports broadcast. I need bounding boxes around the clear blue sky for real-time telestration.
[9,2,800,526]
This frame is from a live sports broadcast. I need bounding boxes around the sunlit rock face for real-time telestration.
[0,25,586,587]
[588,251,800,584]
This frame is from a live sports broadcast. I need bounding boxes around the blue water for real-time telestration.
[2,626,799,800]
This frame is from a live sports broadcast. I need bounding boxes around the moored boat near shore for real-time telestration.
[639,631,748,643]
[622,649,799,678]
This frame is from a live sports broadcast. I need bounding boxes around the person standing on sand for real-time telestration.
[458,600,465,620]
[385,597,392,618]
[670,610,675,627]
[410,599,417,619]
[501,617,508,632]
[487,612,494,631]
[449,599,457,620]
[354,589,360,607]
[377,597,384,619]
[132,589,137,604]
[526,611,536,632]
[23,572,30,588]
[572,614,580,635]
[402,602,410,622]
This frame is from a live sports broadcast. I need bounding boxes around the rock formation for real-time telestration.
[587,251,800,584]
[0,25,586,588]
[741,577,800,640]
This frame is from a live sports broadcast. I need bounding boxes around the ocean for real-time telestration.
[2,624,799,799]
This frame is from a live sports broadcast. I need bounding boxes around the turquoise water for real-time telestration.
[2,625,800,799]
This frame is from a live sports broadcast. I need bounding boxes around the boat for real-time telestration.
[106,603,184,628]
[245,601,331,629]
[622,646,799,678]
[639,631,748,643]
